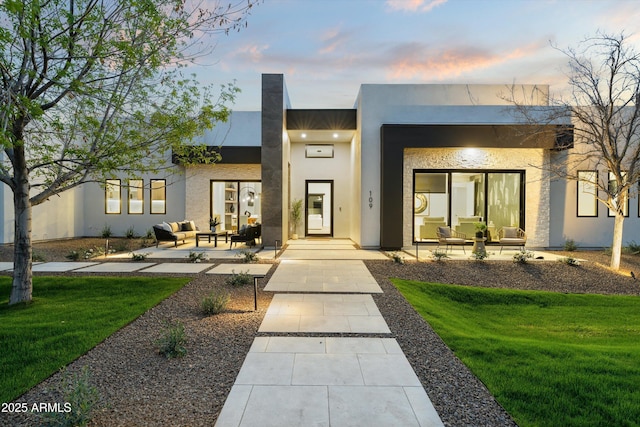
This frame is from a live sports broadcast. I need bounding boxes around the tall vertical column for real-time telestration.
[261,74,286,246]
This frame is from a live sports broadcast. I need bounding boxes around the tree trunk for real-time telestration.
[610,213,625,271]
[9,170,32,305]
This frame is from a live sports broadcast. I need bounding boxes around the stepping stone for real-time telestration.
[207,264,273,275]
[138,263,212,273]
[73,262,155,273]
[258,294,390,333]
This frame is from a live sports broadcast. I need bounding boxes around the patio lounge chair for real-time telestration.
[436,226,467,253]
[230,224,261,249]
[498,227,527,253]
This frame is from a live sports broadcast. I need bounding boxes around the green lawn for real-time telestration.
[392,279,640,427]
[0,276,190,402]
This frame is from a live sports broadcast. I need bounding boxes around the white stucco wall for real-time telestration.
[81,168,186,237]
[0,175,83,243]
[404,148,550,248]
[349,133,361,245]
[290,141,352,238]
[194,111,261,147]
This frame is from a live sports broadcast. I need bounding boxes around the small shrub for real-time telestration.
[558,256,580,266]
[145,228,155,239]
[130,252,149,261]
[189,251,208,263]
[66,250,81,261]
[40,366,99,427]
[513,249,534,264]
[626,240,640,254]
[226,270,253,286]
[563,239,577,251]
[389,252,405,264]
[200,290,230,315]
[237,249,258,263]
[100,224,112,238]
[471,249,488,261]
[32,252,46,262]
[155,321,187,359]
[125,226,138,239]
[431,249,449,261]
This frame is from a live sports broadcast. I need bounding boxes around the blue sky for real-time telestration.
[194,0,640,110]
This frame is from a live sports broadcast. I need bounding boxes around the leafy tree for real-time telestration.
[0,0,258,304]
[508,33,640,270]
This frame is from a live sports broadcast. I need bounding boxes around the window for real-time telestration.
[608,172,629,217]
[128,179,144,214]
[105,179,121,214]
[210,181,261,232]
[577,171,598,217]
[413,170,524,242]
[150,179,166,214]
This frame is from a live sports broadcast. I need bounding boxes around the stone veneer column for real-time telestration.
[261,74,286,246]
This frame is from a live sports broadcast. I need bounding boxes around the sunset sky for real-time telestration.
[194,0,640,110]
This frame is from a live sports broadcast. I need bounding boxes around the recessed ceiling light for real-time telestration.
[301,133,307,138]
[333,133,339,138]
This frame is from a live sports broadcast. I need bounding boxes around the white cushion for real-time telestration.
[160,222,172,232]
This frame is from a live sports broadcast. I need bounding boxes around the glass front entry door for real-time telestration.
[306,180,333,236]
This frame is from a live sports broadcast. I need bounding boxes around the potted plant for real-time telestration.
[290,198,303,240]
[474,222,487,238]
[209,216,220,232]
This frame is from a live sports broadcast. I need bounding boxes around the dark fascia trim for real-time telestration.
[380,124,574,150]
[287,109,357,130]
[172,146,261,165]
[379,123,574,250]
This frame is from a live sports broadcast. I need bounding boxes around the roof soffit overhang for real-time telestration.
[286,109,357,130]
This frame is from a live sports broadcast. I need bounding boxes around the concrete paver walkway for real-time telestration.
[264,260,382,293]
[215,337,441,427]
[259,294,390,333]
[216,239,444,426]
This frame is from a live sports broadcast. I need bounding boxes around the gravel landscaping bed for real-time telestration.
[2,244,640,426]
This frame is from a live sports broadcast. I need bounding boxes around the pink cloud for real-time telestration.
[386,41,545,80]
[233,43,270,63]
[386,0,447,13]
[318,27,353,55]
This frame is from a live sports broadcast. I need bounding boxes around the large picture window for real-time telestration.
[105,179,121,214]
[150,179,166,214]
[608,172,628,217]
[413,170,524,242]
[128,179,144,214]
[210,180,261,232]
[577,171,598,217]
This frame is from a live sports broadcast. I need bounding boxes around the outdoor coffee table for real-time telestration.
[195,230,229,247]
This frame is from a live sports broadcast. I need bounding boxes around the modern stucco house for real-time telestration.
[5,73,638,249]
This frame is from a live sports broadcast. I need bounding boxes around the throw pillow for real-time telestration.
[161,222,172,232]
[503,227,517,238]
[181,221,194,231]
[437,226,451,238]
